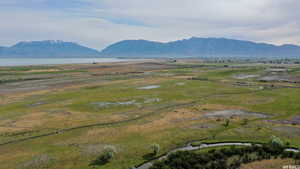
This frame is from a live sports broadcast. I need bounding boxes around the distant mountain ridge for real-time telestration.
[1,38,300,58]
[101,37,300,58]
[0,40,101,58]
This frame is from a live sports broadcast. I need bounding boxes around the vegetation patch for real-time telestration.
[1,61,300,169]
[150,138,300,169]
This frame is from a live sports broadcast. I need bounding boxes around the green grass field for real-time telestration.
[0,60,299,169]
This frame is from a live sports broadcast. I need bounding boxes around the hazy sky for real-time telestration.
[1,0,300,50]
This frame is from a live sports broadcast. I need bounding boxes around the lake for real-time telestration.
[0,58,135,67]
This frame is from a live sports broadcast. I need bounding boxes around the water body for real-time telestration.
[137,85,161,90]
[0,58,137,67]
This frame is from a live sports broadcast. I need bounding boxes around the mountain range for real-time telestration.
[0,40,101,58]
[101,37,300,58]
[1,37,300,58]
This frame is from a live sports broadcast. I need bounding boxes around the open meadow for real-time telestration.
[0,60,300,169]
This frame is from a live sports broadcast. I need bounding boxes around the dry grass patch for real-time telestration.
[0,90,51,105]
[18,154,53,169]
[0,126,30,133]
[200,104,244,112]
[0,147,37,169]
[45,110,127,129]
[241,158,296,169]
[0,112,49,131]
[85,127,119,140]
[26,69,60,73]
[125,109,201,133]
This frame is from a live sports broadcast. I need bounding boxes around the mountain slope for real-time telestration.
[101,37,300,58]
[0,46,6,54]
[0,40,101,58]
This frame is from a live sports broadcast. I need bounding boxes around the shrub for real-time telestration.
[241,118,249,125]
[223,119,230,127]
[294,152,300,160]
[90,146,117,166]
[151,143,160,155]
[149,143,300,169]
[270,135,284,148]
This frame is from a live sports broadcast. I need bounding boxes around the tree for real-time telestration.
[151,143,160,155]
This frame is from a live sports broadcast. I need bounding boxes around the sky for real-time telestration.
[0,0,300,50]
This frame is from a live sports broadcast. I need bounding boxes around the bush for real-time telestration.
[294,152,300,160]
[90,146,117,166]
[241,118,249,126]
[149,143,300,169]
[223,119,230,127]
[270,135,284,148]
[151,144,160,155]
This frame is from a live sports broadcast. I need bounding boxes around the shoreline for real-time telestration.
[0,58,150,67]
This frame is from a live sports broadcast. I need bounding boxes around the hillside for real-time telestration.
[0,40,101,58]
[2,38,300,58]
[101,37,300,58]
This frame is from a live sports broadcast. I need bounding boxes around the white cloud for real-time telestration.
[0,0,300,50]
